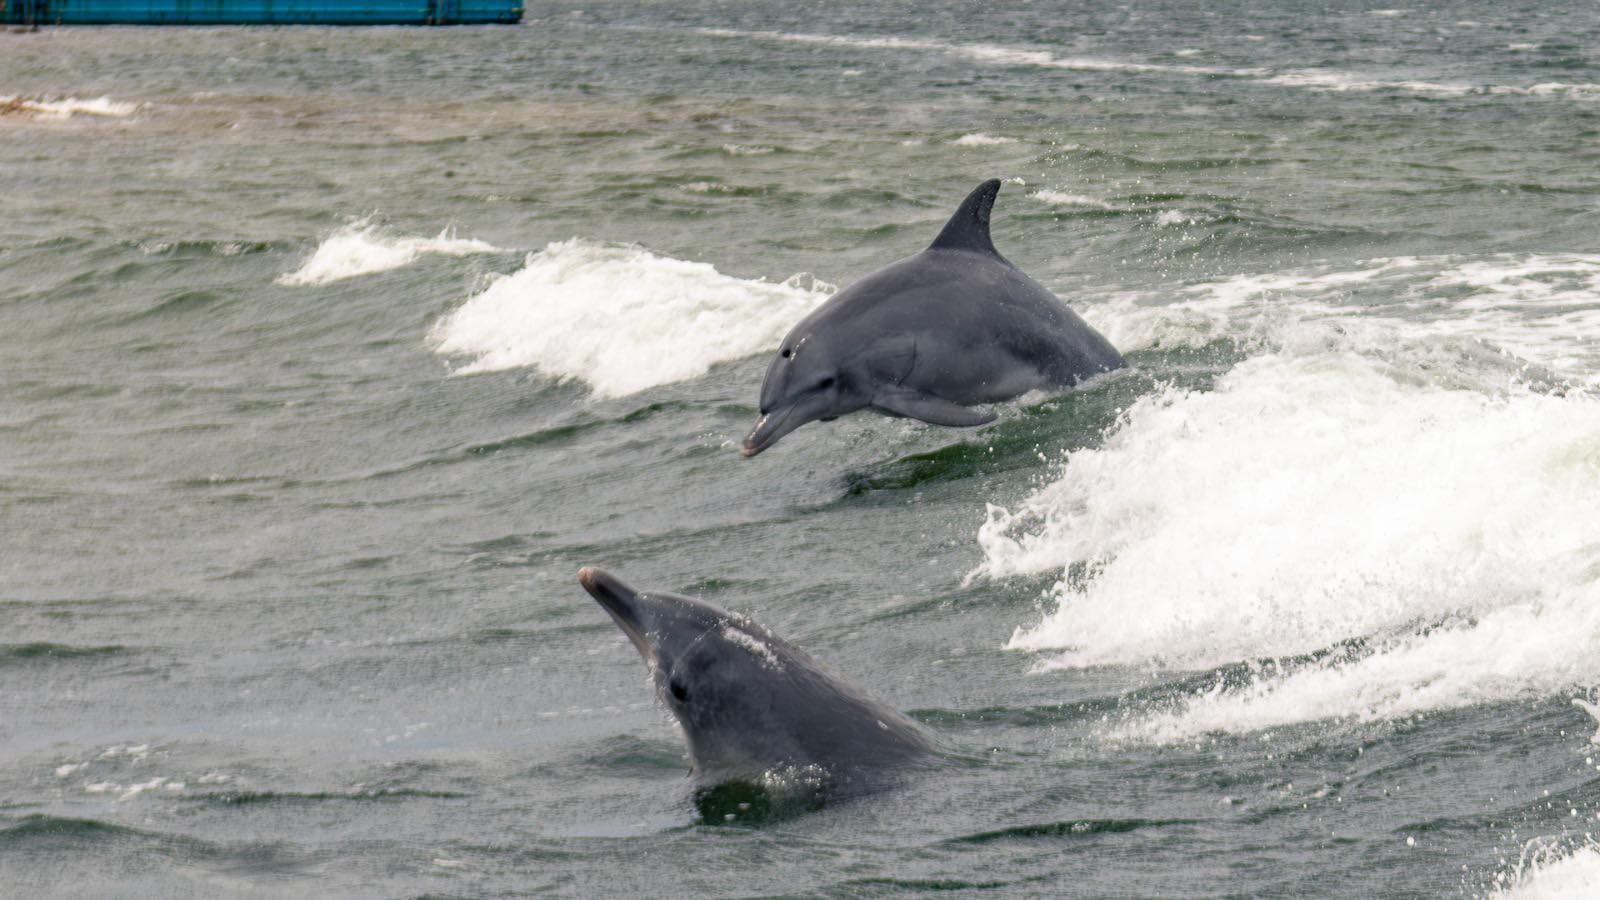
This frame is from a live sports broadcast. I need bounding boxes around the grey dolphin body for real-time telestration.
[742,179,1125,456]
[577,567,933,790]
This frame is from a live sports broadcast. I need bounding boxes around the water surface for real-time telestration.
[4,3,1600,896]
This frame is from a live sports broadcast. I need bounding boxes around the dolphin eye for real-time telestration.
[780,348,792,359]
[669,678,689,703]
[817,377,835,390]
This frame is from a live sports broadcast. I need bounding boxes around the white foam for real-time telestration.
[1574,697,1600,744]
[118,777,168,801]
[0,95,140,119]
[978,254,1600,742]
[953,133,1017,146]
[1495,840,1600,898]
[1032,191,1115,210]
[83,776,181,801]
[1266,72,1600,101]
[277,220,503,287]
[698,28,1246,78]
[1260,70,1477,96]
[1500,83,1600,100]
[696,28,1600,102]
[1155,209,1193,226]
[721,144,776,156]
[1095,254,1600,383]
[431,239,832,397]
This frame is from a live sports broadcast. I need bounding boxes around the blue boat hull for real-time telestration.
[3,0,521,24]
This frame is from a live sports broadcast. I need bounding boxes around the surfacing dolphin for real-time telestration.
[742,178,1125,456]
[577,567,934,796]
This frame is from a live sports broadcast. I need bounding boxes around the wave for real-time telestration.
[0,814,146,841]
[85,776,186,801]
[1264,74,1600,99]
[430,238,832,398]
[0,95,140,119]
[1494,839,1600,898]
[1095,253,1600,386]
[135,238,278,257]
[1509,83,1600,99]
[944,817,1195,844]
[1032,191,1116,209]
[698,28,1246,78]
[196,788,468,805]
[697,28,1600,102]
[977,254,1600,741]
[953,133,1017,146]
[276,219,504,287]
[0,642,126,664]
[1259,70,1477,96]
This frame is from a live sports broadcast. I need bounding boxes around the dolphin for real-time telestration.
[577,567,934,792]
[741,178,1125,456]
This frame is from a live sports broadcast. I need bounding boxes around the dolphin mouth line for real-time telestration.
[740,405,795,458]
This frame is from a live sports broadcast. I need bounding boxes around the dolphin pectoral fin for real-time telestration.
[873,388,996,427]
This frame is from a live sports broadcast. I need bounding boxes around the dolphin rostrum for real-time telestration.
[742,178,1125,456]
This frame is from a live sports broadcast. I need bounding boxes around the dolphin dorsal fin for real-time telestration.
[929,179,1002,255]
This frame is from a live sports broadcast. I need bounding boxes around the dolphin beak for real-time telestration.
[578,567,652,660]
[740,403,802,458]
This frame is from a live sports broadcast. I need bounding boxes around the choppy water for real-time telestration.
[5,3,1600,896]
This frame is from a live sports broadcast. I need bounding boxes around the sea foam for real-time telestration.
[978,254,1600,742]
[699,28,1244,78]
[1097,254,1600,384]
[1031,191,1115,210]
[698,28,1600,102]
[1495,840,1600,898]
[277,220,503,287]
[953,133,1017,146]
[431,239,832,397]
[0,95,141,119]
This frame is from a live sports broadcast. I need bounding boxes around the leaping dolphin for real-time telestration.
[742,178,1125,457]
[576,567,934,792]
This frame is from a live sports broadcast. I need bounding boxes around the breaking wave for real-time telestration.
[277,220,503,287]
[978,253,1600,742]
[1493,839,1600,898]
[0,94,141,119]
[430,239,832,397]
